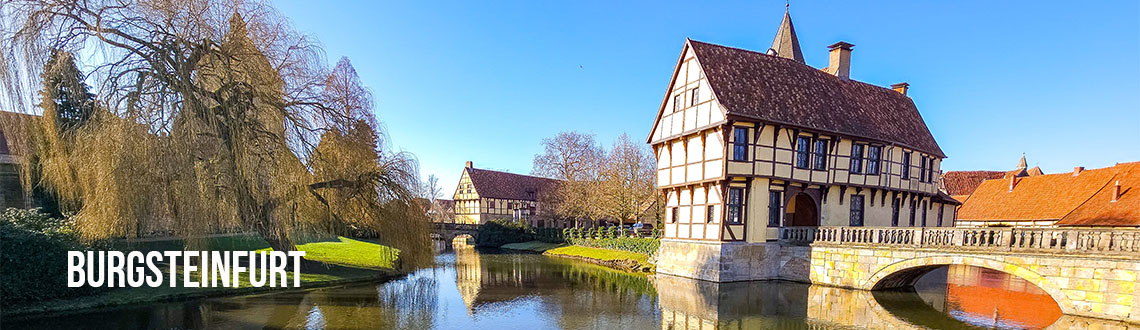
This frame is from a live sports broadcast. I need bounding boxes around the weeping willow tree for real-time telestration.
[0,0,431,268]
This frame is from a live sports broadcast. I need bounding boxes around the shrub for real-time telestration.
[1,207,75,236]
[535,227,564,243]
[566,235,661,257]
[0,222,99,306]
[475,218,533,247]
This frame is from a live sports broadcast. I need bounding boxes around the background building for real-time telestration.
[956,162,1139,228]
[0,111,39,210]
[452,161,561,227]
[941,155,1044,202]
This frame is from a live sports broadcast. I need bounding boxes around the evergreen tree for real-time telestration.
[41,50,95,133]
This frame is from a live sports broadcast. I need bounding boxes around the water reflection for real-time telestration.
[5,247,1136,330]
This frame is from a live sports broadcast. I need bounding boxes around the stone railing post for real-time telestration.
[999,227,1013,249]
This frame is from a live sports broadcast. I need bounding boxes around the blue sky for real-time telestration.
[274,0,1140,193]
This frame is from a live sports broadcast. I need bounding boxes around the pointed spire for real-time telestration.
[1017,154,1027,170]
[768,5,805,64]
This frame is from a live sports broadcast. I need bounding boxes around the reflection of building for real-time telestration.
[943,265,1062,329]
[655,274,923,329]
[940,155,1044,203]
[956,162,1140,228]
[451,161,561,226]
[651,8,955,282]
[453,246,482,312]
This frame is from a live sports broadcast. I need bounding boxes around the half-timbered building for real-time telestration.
[452,161,562,227]
[651,10,957,281]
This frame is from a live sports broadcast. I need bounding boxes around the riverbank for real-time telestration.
[3,236,404,319]
[500,240,654,273]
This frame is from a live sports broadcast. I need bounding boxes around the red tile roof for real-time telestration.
[1057,163,1140,227]
[466,167,561,201]
[686,40,945,157]
[957,162,1140,226]
[942,171,1007,196]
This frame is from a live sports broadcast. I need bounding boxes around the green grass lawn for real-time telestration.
[259,236,399,269]
[122,234,398,269]
[499,240,565,252]
[544,245,650,265]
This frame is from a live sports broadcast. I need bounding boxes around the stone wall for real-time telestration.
[656,239,811,282]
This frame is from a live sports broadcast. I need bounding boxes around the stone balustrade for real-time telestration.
[779,226,1140,257]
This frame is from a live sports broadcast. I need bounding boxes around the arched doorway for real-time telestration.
[786,193,819,227]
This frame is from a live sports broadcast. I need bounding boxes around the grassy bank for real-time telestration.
[4,235,400,318]
[499,240,565,252]
[543,245,654,273]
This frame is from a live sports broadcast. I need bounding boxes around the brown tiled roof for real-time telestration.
[687,40,945,157]
[941,171,1007,196]
[467,168,561,201]
[1057,163,1140,227]
[956,162,1140,226]
[1026,166,1045,176]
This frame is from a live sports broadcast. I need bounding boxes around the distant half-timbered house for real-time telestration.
[452,161,562,227]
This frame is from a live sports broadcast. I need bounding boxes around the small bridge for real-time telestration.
[779,226,1140,323]
[431,222,479,243]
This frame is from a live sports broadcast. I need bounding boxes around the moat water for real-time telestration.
[6,245,1131,329]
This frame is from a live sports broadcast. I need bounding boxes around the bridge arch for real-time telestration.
[452,234,475,245]
[861,255,1075,314]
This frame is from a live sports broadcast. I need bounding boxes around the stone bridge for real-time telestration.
[431,222,479,243]
[779,226,1140,323]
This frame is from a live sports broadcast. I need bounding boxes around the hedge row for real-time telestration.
[1,208,102,306]
[561,226,660,240]
[564,236,661,257]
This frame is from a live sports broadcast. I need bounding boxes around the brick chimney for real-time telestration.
[1073,167,1084,176]
[1111,180,1121,202]
[826,41,854,80]
[891,82,910,96]
[466,161,473,168]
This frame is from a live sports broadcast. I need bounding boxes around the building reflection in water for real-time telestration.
[9,248,1139,330]
[451,246,661,329]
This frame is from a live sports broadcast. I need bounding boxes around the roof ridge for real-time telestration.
[689,39,905,95]
[469,167,563,182]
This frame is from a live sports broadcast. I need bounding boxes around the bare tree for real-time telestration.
[598,134,656,235]
[532,131,604,227]
[0,0,430,267]
[420,174,442,203]
[532,131,603,181]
